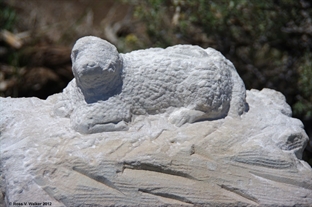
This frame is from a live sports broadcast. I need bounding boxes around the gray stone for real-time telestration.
[0,37,311,207]
[54,36,247,134]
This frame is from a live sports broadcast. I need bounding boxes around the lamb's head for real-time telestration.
[71,36,123,103]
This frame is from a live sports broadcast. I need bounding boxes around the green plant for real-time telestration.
[294,51,312,120]
[0,0,16,30]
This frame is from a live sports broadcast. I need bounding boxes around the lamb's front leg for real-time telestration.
[168,107,207,127]
[70,98,131,134]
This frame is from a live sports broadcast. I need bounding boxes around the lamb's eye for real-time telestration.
[108,67,115,72]
[107,64,115,72]
[71,50,79,61]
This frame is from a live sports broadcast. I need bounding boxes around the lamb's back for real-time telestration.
[120,45,233,116]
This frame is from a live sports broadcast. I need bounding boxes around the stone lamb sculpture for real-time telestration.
[54,36,247,133]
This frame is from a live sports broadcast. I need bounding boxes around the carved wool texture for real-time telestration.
[121,46,233,116]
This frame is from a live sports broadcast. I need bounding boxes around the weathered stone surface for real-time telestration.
[0,38,311,207]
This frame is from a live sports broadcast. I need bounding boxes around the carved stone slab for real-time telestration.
[0,37,311,207]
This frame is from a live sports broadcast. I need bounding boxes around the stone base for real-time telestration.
[0,88,311,206]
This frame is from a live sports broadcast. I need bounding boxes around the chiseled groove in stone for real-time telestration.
[138,188,194,205]
[211,137,242,152]
[250,171,312,190]
[69,194,129,206]
[72,166,125,196]
[277,133,305,151]
[218,184,260,206]
[107,141,126,155]
[76,185,103,192]
[139,192,193,207]
[72,159,117,177]
[72,193,124,200]
[122,161,197,181]
[41,186,69,207]
[231,152,294,169]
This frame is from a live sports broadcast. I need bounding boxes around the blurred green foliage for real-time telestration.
[125,0,312,121]
[0,0,16,31]
[295,51,312,120]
